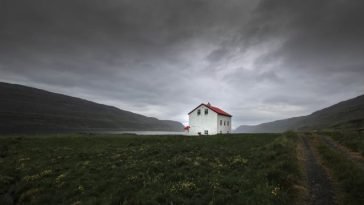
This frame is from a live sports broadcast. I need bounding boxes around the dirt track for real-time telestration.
[320,136,364,170]
[300,135,335,205]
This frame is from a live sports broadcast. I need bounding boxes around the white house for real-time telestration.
[187,103,232,135]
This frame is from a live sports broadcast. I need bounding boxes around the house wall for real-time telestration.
[217,115,232,134]
[188,105,218,135]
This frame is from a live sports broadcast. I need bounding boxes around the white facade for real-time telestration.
[217,115,232,134]
[188,104,232,135]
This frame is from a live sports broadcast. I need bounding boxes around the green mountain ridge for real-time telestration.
[235,94,364,133]
[0,82,184,133]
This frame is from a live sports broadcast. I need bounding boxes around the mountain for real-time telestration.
[235,95,364,133]
[0,82,184,133]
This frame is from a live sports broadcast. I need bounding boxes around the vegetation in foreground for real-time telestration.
[318,143,364,205]
[318,131,364,204]
[322,131,364,155]
[0,133,301,205]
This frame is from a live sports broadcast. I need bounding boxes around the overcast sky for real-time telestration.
[1,0,364,128]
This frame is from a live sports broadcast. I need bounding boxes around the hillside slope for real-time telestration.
[235,95,364,133]
[0,82,184,133]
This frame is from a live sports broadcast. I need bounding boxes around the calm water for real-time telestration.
[94,131,187,135]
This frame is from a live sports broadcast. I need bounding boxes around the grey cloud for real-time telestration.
[206,48,230,63]
[250,0,364,69]
[263,95,326,108]
[0,0,363,127]
[256,71,282,83]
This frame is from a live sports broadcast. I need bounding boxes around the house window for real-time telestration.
[197,109,201,115]
[227,121,229,126]
[204,130,208,135]
[224,121,226,126]
[204,109,208,115]
[220,120,222,125]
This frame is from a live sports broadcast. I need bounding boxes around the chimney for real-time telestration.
[207,102,211,106]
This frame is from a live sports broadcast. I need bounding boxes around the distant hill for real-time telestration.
[235,94,364,133]
[0,82,184,133]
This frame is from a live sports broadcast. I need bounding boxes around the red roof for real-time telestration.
[188,103,232,117]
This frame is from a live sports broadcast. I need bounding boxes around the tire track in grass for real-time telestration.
[317,136,364,205]
[320,136,364,170]
[300,135,336,205]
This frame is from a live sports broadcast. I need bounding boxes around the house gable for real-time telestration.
[188,103,232,117]
[189,104,217,117]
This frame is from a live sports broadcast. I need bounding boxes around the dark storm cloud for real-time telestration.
[0,0,363,126]
[250,0,364,69]
[218,0,364,124]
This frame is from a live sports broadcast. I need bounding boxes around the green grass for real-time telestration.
[322,131,364,155]
[318,143,364,205]
[0,133,300,205]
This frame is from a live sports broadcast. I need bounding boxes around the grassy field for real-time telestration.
[311,131,364,204]
[323,131,364,155]
[318,143,364,205]
[0,133,301,205]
